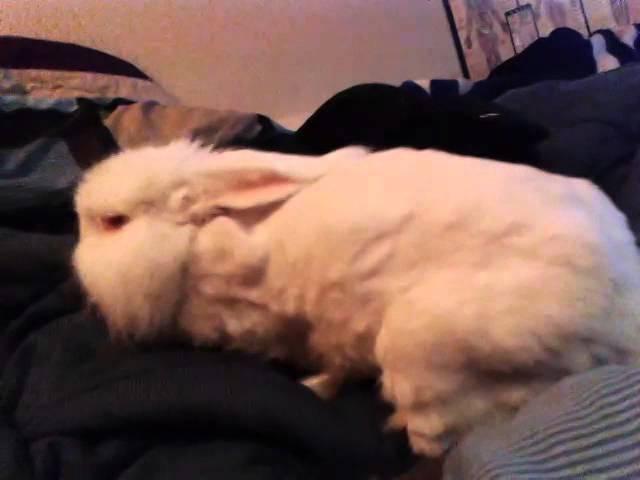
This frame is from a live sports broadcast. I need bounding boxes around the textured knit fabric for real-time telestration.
[444,367,640,480]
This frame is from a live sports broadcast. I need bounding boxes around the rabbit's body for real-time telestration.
[74,140,640,457]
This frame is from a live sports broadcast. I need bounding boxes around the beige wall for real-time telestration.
[0,0,460,127]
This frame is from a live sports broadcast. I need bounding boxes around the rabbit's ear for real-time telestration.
[210,166,314,211]
[170,146,368,224]
[176,153,332,222]
[203,146,368,211]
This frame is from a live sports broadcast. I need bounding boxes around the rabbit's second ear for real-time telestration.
[212,167,311,211]
[173,164,320,226]
[171,146,363,225]
[198,147,361,212]
[169,167,313,226]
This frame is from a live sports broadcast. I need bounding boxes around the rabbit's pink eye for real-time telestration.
[99,214,129,231]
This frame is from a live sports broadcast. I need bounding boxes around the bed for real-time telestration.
[2,26,640,480]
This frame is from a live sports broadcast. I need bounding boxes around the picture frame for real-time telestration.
[506,4,541,54]
[444,0,519,79]
[444,0,591,79]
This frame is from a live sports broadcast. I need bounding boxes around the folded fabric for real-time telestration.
[414,25,640,102]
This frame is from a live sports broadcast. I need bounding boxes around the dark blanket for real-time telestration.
[257,61,640,247]
[244,82,548,165]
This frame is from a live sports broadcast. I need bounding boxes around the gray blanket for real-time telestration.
[498,62,640,243]
[444,367,640,479]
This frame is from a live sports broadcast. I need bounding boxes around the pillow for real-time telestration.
[0,36,176,104]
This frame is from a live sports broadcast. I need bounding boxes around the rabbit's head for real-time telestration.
[73,139,356,343]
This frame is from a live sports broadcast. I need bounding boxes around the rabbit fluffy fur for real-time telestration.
[73,140,640,457]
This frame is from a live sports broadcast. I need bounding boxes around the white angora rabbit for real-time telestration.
[73,140,640,457]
